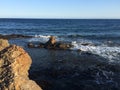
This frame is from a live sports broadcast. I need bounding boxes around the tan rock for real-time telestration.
[0,39,9,51]
[59,43,71,49]
[46,36,56,45]
[0,45,42,90]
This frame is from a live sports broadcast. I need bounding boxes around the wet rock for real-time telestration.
[59,43,71,49]
[28,36,73,50]
[44,36,56,49]
[77,49,82,52]
[81,43,95,46]
[28,42,35,48]
[46,36,56,45]
[0,34,33,39]
[0,43,42,90]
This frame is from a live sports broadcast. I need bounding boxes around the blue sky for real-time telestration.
[0,0,120,19]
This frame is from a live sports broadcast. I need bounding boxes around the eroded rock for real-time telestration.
[46,36,56,45]
[0,39,9,51]
[28,36,73,50]
[0,43,42,90]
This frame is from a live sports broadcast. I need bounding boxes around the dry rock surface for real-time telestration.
[0,39,42,90]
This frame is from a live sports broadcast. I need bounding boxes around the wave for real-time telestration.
[61,34,120,40]
[34,35,51,38]
[28,34,120,62]
[71,41,120,62]
[29,35,59,42]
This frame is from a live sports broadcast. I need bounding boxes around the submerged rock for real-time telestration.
[0,34,33,39]
[28,42,35,48]
[0,41,42,90]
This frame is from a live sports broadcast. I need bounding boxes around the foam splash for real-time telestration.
[28,35,50,42]
[71,41,120,62]
[29,35,59,42]
[34,35,51,38]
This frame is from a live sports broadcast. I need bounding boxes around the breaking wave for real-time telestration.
[71,41,120,62]
[28,34,120,62]
[29,35,58,42]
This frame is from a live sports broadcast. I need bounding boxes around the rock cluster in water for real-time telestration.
[28,36,73,50]
[0,39,42,90]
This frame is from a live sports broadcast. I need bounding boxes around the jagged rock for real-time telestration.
[0,44,42,90]
[0,39,9,51]
[28,36,73,50]
[46,36,56,45]
[44,36,56,48]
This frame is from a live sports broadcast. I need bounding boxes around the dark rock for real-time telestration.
[81,43,94,46]
[0,34,33,39]
[44,36,57,49]
[77,49,82,52]
[28,43,35,48]
[59,43,72,49]
[28,36,73,50]
[38,43,45,48]
[46,36,56,45]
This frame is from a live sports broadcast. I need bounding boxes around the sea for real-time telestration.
[0,19,120,90]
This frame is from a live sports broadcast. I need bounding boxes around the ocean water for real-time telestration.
[0,19,120,90]
[0,19,120,61]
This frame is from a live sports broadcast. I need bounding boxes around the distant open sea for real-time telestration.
[0,19,120,90]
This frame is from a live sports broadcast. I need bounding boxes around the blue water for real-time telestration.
[0,19,120,60]
[0,19,120,90]
[0,19,120,41]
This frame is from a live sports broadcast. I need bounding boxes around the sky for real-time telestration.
[0,0,120,19]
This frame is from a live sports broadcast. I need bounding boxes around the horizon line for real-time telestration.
[0,17,120,20]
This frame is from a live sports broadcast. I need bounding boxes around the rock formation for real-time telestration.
[45,36,56,45]
[0,39,42,90]
[28,36,73,50]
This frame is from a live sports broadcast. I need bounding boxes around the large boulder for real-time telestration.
[0,44,42,90]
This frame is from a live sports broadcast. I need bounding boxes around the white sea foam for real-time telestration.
[28,35,120,62]
[29,35,58,42]
[34,35,51,38]
[71,41,120,62]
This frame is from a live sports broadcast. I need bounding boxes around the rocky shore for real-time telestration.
[0,39,42,90]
